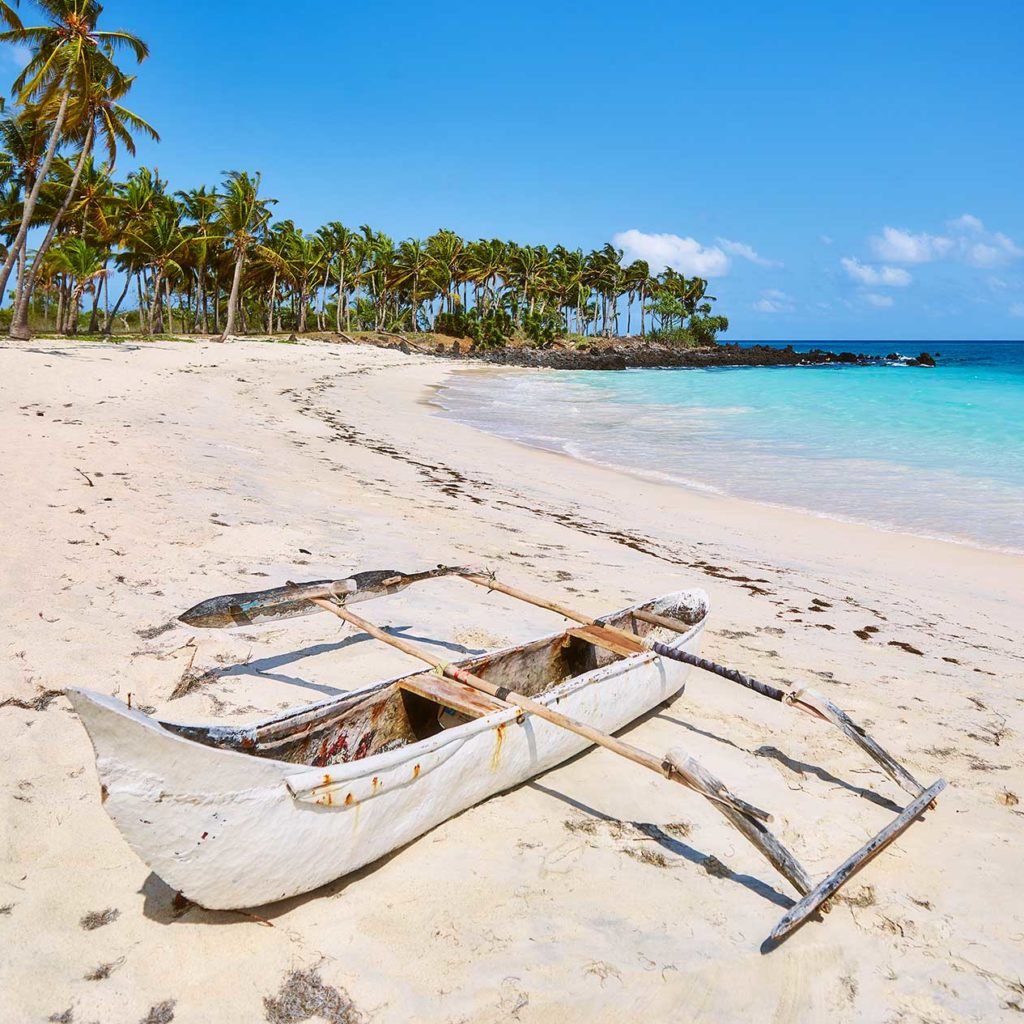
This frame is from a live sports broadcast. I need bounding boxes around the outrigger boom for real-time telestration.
[178,564,945,947]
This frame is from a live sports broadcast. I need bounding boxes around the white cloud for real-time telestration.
[819,234,834,246]
[869,216,1022,268]
[948,213,984,232]
[1010,302,1024,318]
[864,293,895,308]
[613,230,730,277]
[753,289,794,314]
[871,226,954,263]
[965,233,1023,267]
[840,257,911,287]
[716,238,782,267]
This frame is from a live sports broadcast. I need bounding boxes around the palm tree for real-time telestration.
[623,259,649,337]
[395,237,433,331]
[9,69,155,338]
[278,224,326,333]
[0,2,21,32]
[214,170,275,340]
[47,235,105,333]
[0,0,148,324]
[102,165,164,331]
[317,221,357,332]
[425,229,463,315]
[176,185,218,331]
[121,206,185,334]
[464,238,506,314]
[0,109,50,309]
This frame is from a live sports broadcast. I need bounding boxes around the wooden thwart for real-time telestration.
[398,673,509,720]
[567,624,645,659]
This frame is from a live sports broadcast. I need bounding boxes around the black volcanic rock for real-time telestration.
[356,332,940,371]
[477,342,887,370]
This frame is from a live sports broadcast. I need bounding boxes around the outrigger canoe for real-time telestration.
[68,588,709,911]
[70,566,945,947]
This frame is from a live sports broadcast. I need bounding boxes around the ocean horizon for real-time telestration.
[435,339,1024,553]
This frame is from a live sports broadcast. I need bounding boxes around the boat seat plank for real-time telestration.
[399,673,510,719]
[568,625,645,658]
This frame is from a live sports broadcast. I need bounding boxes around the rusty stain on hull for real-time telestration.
[491,723,505,771]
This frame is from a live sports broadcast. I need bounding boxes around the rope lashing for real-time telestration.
[645,639,789,703]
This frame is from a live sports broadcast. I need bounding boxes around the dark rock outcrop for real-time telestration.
[477,342,900,370]
[370,332,938,371]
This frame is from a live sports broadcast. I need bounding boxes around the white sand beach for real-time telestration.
[2,338,1022,1023]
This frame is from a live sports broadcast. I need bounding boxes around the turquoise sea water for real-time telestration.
[435,341,1024,552]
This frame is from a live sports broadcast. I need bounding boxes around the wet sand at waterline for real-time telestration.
[1,338,1021,1023]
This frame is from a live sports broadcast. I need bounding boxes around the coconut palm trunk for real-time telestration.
[10,124,95,340]
[148,269,164,334]
[335,262,345,332]
[220,246,245,340]
[87,280,102,333]
[0,92,71,314]
[104,273,134,333]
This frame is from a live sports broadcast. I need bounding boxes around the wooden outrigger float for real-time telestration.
[69,566,944,948]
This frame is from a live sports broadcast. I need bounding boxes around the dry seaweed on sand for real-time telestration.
[168,641,219,700]
[263,969,363,1024]
[563,817,599,835]
[169,664,218,700]
[80,907,119,930]
[623,845,671,868]
[662,821,692,838]
[1,688,64,711]
[136,621,177,640]
[139,1001,176,1024]
[85,956,125,981]
[838,884,877,908]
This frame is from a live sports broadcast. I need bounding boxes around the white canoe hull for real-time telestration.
[68,589,707,909]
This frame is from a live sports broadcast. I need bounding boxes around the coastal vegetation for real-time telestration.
[0,2,728,347]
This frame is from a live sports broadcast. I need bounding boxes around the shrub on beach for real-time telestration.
[434,308,513,350]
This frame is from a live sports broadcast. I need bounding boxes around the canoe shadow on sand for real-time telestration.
[655,712,902,813]
[207,627,487,696]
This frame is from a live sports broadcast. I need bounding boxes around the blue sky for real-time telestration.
[6,0,1024,339]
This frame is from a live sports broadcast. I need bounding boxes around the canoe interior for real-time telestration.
[163,595,705,769]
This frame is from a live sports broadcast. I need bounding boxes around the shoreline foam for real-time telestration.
[431,364,1024,556]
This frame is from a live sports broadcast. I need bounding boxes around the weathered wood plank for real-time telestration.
[767,778,946,947]
[663,748,813,897]
[567,625,645,658]
[398,674,509,720]
[788,688,924,798]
